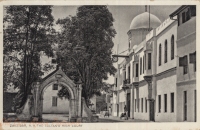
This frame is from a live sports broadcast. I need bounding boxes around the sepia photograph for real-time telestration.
[2,3,197,126]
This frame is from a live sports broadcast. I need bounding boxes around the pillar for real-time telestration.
[69,100,71,119]
[33,82,40,117]
[144,76,154,121]
[133,82,139,112]
[78,85,82,117]
[70,99,76,118]
[130,84,134,118]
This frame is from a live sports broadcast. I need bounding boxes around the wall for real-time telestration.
[176,15,196,122]
[133,83,149,120]
[43,84,69,114]
[177,83,196,122]
[40,52,57,78]
[156,21,177,74]
[155,70,177,122]
[177,17,196,82]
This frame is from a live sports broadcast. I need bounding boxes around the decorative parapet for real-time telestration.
[146,29,155,41]
[156,17,177,36]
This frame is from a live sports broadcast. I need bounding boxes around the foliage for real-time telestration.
[56,6,116,106]
[3,5,55,110]
[57,86,70,100]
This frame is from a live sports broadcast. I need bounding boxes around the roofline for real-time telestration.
[169,5,189,18]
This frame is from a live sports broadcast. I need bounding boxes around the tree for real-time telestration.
[56,6,116,106]
[3,6,55,110]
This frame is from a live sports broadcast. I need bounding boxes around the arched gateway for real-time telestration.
[32,66,82,121]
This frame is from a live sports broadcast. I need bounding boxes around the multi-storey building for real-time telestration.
[111,5,196,122]
[170,5,196,122]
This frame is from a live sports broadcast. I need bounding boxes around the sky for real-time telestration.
[52,5,180,84]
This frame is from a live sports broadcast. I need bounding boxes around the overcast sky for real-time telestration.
[52,5,180,84]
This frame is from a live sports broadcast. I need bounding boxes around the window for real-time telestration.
[164,94,167,112]
[143,56,144,73]
[115,78,117,87]
[148,53,151,69]
[136,63,139,77]
[165,40,168,63]
[191,6,196,17]
[184,91,187,121]
[135,99,137,112]
[141,98,143,113]
[52,58,57,64]
[158,95,161,113]
[183,56,188,74]
[132,62,134,77]
[186,8,191,21]
[140,58,142,75]
[182,12,186,24]
[171,35,175,60]
[53,84,58,90]
[159,44,162,66]
[171,93,174,113]
[144,54,146,70]
[52,96,57,107]
[138,98,140,112]
[128,66,130,80]
[189,51,196,72]
[145,98,147,113]
[178,14,180,26]
[179,55,188,74]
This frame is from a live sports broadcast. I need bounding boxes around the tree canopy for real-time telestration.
[3,6,55,110]
[56,6,116,104]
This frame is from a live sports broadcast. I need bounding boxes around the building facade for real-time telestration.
[170,5,196,122]
[111,5,196,122]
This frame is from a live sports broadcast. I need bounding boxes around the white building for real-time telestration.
[40,52,70,114]
[111,5,196,122]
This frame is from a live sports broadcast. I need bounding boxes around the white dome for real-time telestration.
[130,12,161,30]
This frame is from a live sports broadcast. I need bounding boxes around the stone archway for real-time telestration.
[32,66,82,121]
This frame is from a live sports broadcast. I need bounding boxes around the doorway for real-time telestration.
[117,104,119,117]
[127,93,130,117]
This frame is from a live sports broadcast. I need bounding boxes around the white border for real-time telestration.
[0,1,199,130]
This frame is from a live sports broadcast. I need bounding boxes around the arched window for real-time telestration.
[171,35,174,60]
[165,40,168,63]
[159,44,162,66]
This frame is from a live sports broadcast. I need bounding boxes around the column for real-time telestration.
[130,84,134,118]
[69,100,71,119]
[70,99,76,117]
[144,76,154,121]
[33,82,40,117]
[133,82,139,112]
[78,85,82,117]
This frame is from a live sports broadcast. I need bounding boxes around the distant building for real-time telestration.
[40,52,69,114]
[111,5,196,122]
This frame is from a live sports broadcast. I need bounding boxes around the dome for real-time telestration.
[130,12,161,30]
